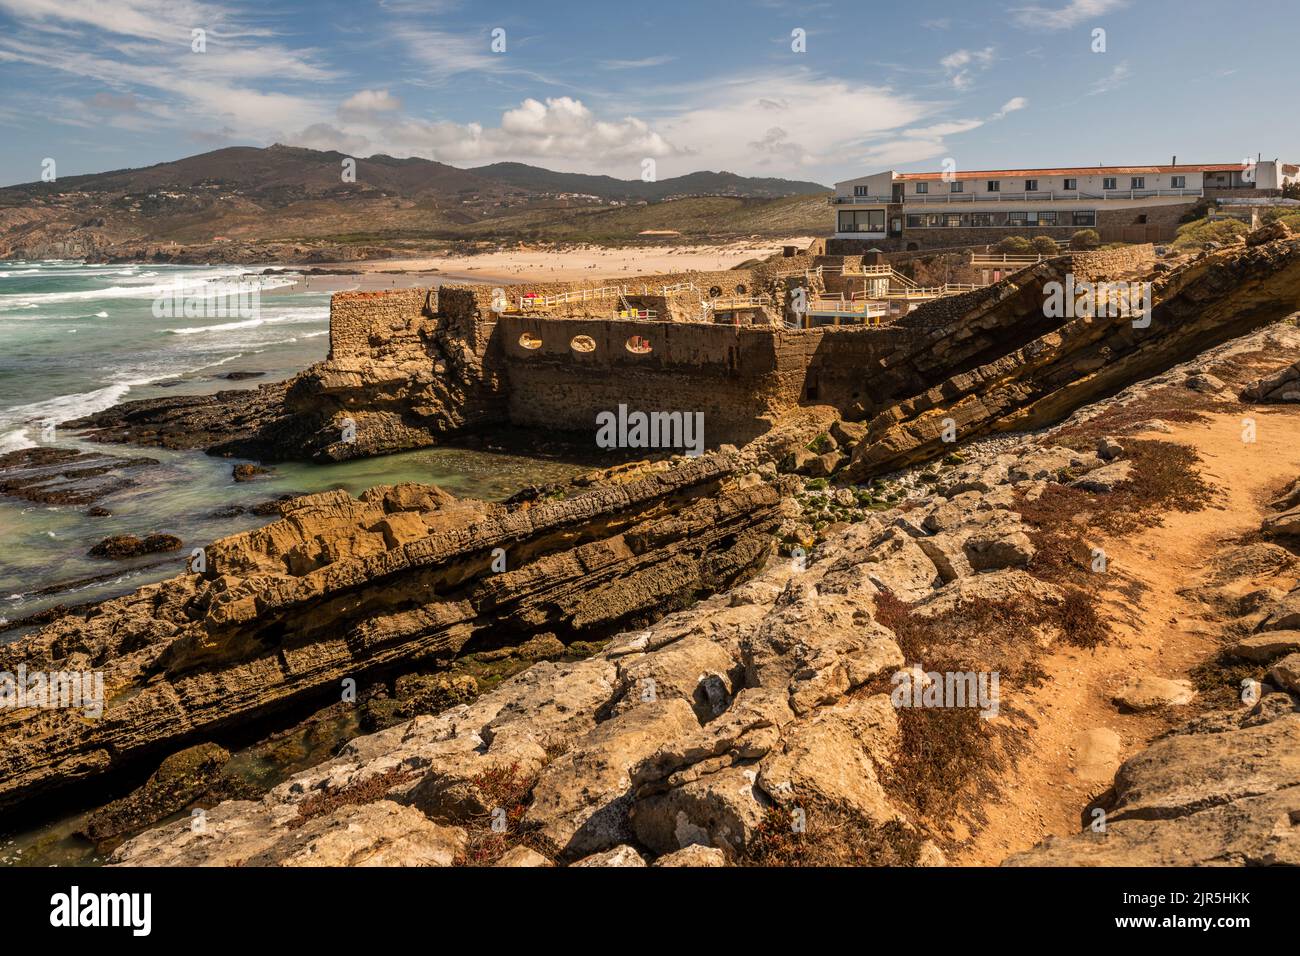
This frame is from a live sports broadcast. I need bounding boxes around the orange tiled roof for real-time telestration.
[894,163,1247,181]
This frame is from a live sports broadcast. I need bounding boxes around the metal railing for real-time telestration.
[806,298,890,317]
[517,285,623,309]
[834,187,1204,205]
[830,195,894,205]
[710,295,773,310]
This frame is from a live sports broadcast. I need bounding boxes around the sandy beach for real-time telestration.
[281,238,815,293]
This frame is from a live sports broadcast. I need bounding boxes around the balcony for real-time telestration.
[892,188,1203,204]
[829,195,893,205]
[1102,188,1204,200]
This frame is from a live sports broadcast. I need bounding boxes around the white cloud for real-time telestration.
[1010,0,1128,30]
[599,55,676,70]
[1089,63,1130,95]
[291,96,681,168]
[992,96,1028,119]
[339,89,403,124]
[940,47,996,90]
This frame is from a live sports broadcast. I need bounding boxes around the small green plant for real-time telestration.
[1171,216,1248,250]
[1069,228,1101,250]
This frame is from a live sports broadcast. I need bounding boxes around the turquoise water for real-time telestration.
[0,262,592,631]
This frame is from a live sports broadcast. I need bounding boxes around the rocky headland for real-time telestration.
[5,222,1300,867]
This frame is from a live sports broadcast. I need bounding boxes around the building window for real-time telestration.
[987,180,1000,192]
[927,214,944,227]
[906,214,924,227]
[1171,175,1186,188]
[1025,179,1039,192]
[1007,211,1028,224]
[1037,211,1058,225]
[1063,178,1077,190]
[971,213,994,227]
[1103,177,1117,190]
[950,181,963,193]
[946,214,962,227]
[1131,177,1145,189]
[915,182,929,194]
[838,209,885,232]
[1072,211,1096,226]
[854,185,868,196]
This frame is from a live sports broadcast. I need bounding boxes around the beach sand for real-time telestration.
[277,238,815,293]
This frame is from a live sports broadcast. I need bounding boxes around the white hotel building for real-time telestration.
[831,160,1297,250]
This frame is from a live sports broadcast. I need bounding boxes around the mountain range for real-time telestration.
[0,145,829,262]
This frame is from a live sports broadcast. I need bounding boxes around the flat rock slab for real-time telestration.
[1072,727,1122,784]
[1112,675,1196,711]
[1229,631,1300,663]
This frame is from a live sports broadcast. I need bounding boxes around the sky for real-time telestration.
[1,0,1296,188]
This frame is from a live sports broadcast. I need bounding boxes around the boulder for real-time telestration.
[962,529,1035,572]
[1268,653,1300,694]
[524,698,700,859]
[570,844,647,867]
[1111,675,1196,711]
[630,763,771,856]
[88,533,182,559]
[1069,460,1133,493]
[497,846,553,867]
[1228,631,1300,663]
[653,844,727,867]
[1096,436,1124,461]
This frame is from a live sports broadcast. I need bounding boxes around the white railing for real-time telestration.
[807,298,889,317]
[969,252,1064,269]
[517,285,623,309]
[1102,188,1204,200]
[830,195,894,205]
[834,187,1205,207]
[710,295,773,310]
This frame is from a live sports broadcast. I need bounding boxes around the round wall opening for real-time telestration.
[569,334,596,353]
[518,332,543,350]
[625,335,653,354]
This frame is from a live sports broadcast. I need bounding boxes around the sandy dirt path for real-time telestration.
[959,408,1300,865]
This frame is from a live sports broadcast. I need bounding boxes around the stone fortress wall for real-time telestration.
[320,244,1152,448]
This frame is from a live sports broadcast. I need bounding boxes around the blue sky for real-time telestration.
[1,0,1296,188]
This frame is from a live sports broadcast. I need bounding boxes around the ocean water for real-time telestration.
[0,261,593,632]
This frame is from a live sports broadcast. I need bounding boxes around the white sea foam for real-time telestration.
[165,306,327,336]
[0,271,298,310]
[0,428,35,454]
[0,383,132,432]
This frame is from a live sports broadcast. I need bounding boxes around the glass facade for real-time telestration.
[838,209,885,232]
[901,210,1093,228]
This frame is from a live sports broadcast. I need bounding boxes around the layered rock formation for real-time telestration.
[0,452,778,810]
[107,313,1300,867]
[845,228,1300,478]
[108,425,1079,866]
